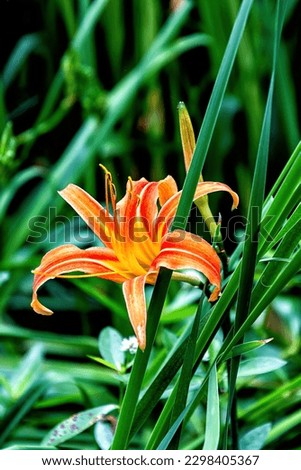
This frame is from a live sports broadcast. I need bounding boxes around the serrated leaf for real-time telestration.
[42,404,118,446]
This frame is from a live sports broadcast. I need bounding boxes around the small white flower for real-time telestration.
[120,336,138,355]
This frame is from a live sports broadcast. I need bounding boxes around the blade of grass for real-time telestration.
[167,295,204,449]
[130,310,213,439]
[239,375,301,422]
[2,34,41,90]
[111,0,254,450]
[224,0,286,449]
[217,214,301,365]
[222,247,301,363]
[148,1,294,448]
[110,268,173,450]
[172,0,254,229]
[203,363,220,450]
[0,166,45,222]
[72,0,109,51]
[265,408,301,447]
[0,380,48,447]
[276,43,300,151]
[157,407,189,450]
[259,160,301,255]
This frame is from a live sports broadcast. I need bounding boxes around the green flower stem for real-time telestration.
[224,0,286,449]
[195,196,223,243]
[16,98,74,147]
[110,268,172,450]
[112,0,253,450]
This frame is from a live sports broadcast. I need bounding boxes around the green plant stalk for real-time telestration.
[146,270,243,449]
[144,148,300,449]
[259,165,301,253]
[224,0,286,449]
[155,369,211,450]
[131,311,212,438]
[239,375,301,422]
[72,0,110,51]
[147,202,300,448]
[265,408,301,446]
[211,215,301,367]
[111,0,254,450]
[167,294,204,449]
[173,0,254,228]
[276,44,300,151]
[110,268,172,449]
[228,0,264,164]
[203,363,220,450]
[16,98,73,147]
[157,407,190,450]
[266,141,301,200]
[228,141,301,270]
[0,381,47,447]
[221,247,301,362]
[56,0,77,40]
[145,297,227,449]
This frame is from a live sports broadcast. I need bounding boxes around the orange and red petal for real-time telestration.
[158,175,178,207]
[59,184,113,249]
[31,244,128,315]
[122,275,149,351]
[137,182,160,235]
[116,178,148,222]
[157,181,239,226]
[152,229,221,298]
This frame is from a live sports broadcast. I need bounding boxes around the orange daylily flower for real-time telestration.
[31,166,239,350]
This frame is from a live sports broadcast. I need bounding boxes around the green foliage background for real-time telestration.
[0,0,300,450]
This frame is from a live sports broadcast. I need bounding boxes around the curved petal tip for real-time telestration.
[31,297,54,316]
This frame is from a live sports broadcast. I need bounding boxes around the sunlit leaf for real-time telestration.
[98,327,125,372]
[240,423,272,450]
[238,357,286,377]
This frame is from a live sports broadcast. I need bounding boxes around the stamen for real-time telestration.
[127,176,134,198]
[99,164,117,214]
[54,272,120,278]
[128,176,133,191]
[32,270,132,278]
[127,176,140,205]
[110,182,117,213]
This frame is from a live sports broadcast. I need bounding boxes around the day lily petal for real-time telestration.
[152,229,221,300]
[116,178,148,222]
[59,184,113,248]
[122,275,149,351]
[137,182,160,235]
[158,175,178,206]
[112,178,152,275]
[157,180,239,233]
[31,244,129,315]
